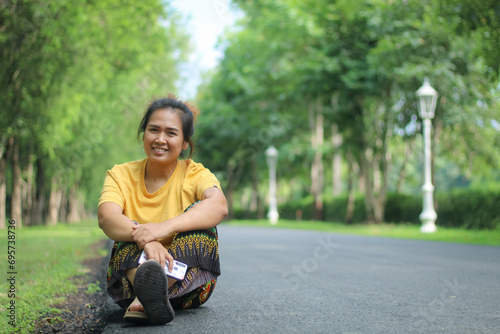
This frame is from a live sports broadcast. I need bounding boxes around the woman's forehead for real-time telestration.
[148,108,182,124]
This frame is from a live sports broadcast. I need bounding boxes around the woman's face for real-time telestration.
[143,108,188,166]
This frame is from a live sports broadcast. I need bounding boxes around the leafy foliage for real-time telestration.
[196,0,500,226]
[1,0,190,225]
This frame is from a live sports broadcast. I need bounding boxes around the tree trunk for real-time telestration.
[67,183,81,223]
[361,148,375,223]
[345,150,356,224]
[359,96,394,224]
[48,176,63,225]
[59,190,68,223]
[309,98,324,221]
[33,153,46,225]
[396,139,415,193]
[257,187,265,220]
[357,166,366,193]
[0,154,6,229]
[22,152,34,226]
[11,139,22,228]
[224,161,244,221]
[314,107,324,220]
[373,160,381,194]
[225,183,235,220]
[371,103,393,224]
[331,123,343,197]
[330,93,342,197]
[374,150,391,223]
[246,159,259,219]
[432,117,443,212]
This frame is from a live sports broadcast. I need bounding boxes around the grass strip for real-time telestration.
[225,220,500,246]
[0,220,107,333]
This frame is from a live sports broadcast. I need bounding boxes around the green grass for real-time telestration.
[0,220,107,333]
[224,219,500,246]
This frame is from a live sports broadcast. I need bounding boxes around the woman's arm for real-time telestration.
[98,202,175,271]
[172,186,229,232]
[98,202,136,242]
[132,187,228,248]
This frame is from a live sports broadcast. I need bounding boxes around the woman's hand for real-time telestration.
[143,241,174,272]
[132,223,167,248]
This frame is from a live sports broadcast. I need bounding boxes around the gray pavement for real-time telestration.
[101,225,500,333]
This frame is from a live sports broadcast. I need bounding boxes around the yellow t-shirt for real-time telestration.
[98,158,220,245]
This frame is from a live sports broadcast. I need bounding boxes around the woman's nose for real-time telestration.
[156,133,167,143]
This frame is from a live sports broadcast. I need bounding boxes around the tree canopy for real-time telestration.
[1,0,498,227]
[1,0,190,227]
[196,0,500,222]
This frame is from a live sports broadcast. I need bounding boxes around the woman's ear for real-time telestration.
[182,141,189,150]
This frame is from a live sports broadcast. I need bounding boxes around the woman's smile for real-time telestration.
[152,147,168,153]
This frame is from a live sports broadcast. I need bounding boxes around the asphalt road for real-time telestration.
[101,225,500,334]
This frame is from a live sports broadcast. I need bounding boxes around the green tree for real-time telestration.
[197,0,499,224]
[197,0,311,218]
[0,0,190,227]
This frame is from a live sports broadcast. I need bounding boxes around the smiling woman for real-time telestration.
[97,94,228,326]
[142,109,189,184]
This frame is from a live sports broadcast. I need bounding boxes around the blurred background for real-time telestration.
[1,0,499,230]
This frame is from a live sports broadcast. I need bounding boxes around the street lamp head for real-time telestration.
[265,145,278,165]
[416,77,438,119]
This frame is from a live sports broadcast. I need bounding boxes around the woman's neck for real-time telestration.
[144,159,177,182]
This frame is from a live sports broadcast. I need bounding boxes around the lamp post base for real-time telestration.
[268,211,279,225]
[420,221,437,233]
[419,205,437,233]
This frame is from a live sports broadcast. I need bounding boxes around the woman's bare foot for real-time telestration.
[128,297,145,312]
[124,296,149,323]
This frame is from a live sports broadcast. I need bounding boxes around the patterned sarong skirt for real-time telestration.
[106,210,220,310]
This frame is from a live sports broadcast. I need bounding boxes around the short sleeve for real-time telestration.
[185,162,221,201]
[98,170,125,209]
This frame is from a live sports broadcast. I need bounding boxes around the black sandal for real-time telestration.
[134,260,175,326]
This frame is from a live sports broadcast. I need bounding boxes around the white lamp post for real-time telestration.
[265,145,279,224]
[416,78,438,233]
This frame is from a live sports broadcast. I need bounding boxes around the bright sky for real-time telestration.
[168,0,240,98]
